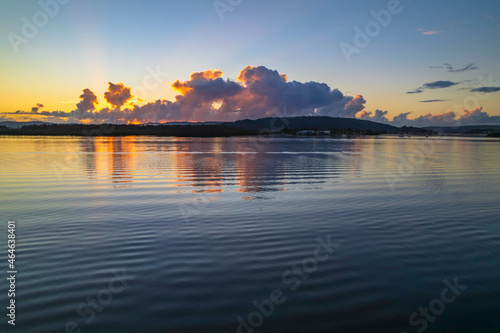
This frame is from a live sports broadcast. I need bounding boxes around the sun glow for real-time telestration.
[212,101,223,110]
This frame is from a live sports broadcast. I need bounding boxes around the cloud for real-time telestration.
[364,111,458,127]
[407,89,423,94]
[169,65,365,120]
[104,83,132,108]
[356,106,500,127]
[390,112,411,124]
[8,66,365,124]
[419,99,452,103]
[31,103,44,113]
[407,80,458,94]
[417,29,441,35]
[171,69,226,95]
[407,111,457,126]
[10,109,67,118]
[77,89,98,112]
[167,65,366,121]
[470,87,500,93]
[356,109,390,123]
[422,81,458,89]
[459,107,500,125]
[191,69,223,81]
[431,63,478,73]
[390,107,500,127]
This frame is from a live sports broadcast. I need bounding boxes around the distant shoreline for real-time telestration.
[1,117,498,138]
[0,124,259,138]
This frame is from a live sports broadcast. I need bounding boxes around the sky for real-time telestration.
[1,0,500,126]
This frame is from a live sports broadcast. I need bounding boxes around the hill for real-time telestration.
[229,116,397,131]
[0,124,257,137]
[0,121,52,128]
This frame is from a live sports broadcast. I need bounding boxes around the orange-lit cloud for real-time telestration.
[172,69,224,95]
[104,82,132,108]
[171,81,193,95]
[77,89,98,112]
[237,65,288,84]
[459,107,493,124]
[191,69,223,81]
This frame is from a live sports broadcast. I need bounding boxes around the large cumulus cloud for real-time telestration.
[9,66,367,123]
[163,65,367,121]
[232,66,366,118]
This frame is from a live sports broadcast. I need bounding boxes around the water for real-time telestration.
[0,135,499,333]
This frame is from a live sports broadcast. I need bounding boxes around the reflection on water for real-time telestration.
[1,135,500,333]
[6,135,498,198]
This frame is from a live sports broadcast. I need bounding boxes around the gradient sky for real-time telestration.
[1,0,500,124]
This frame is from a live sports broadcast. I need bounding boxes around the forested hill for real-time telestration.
[230,116,397,131]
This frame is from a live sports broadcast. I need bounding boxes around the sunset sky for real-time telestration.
[1,0,500,126]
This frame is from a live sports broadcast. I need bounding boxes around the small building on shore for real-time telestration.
[297,130,316,135]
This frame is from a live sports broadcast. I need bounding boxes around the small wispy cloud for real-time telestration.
[431,63,479,73]
[407,89,423,94]
[419,99,452,103]
[407,80,459,94]
[417,28,441,35]
[470,87,500,93]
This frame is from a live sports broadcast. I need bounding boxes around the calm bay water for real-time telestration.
[1,135,499,333]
